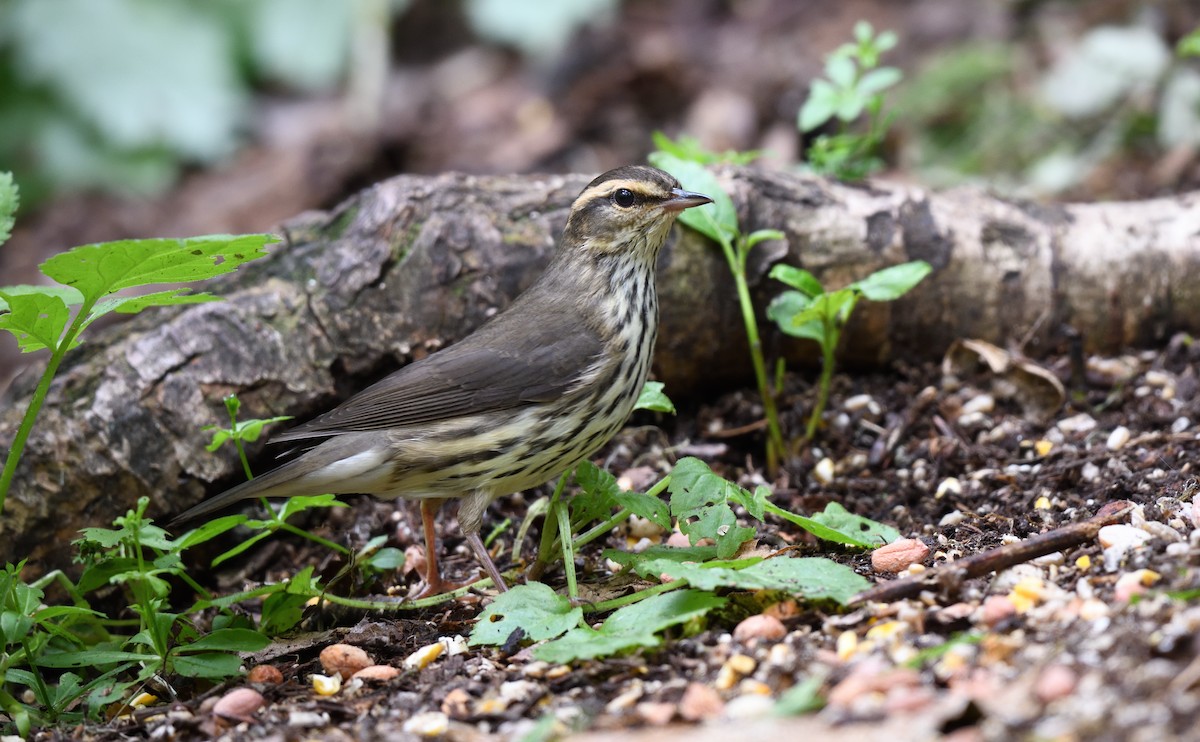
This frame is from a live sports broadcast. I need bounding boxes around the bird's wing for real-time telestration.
[271,312,606,442]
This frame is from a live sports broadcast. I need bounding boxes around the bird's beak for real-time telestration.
[662,188,713,213]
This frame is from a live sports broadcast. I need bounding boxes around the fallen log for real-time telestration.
[2,167,1197,572]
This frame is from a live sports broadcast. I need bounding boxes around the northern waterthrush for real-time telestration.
[172,165,711,594]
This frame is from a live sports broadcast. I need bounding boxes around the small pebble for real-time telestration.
[403,711,450,737]
[1114,569,1161,602]
[733,614,787,643]
[288,710,331,728]
[961,394,995,416]
[247,665,283,684]
[1105,426,1131,450]
[843,393,876,413]
[1171,417,1191,433]
[352,665,400,682]
[935,477,962,498]
[320,644,372,680]
[311,674,342,696]
[723,693,774,719]
[939,511,966,527]
[678,682,725,721]
[1099,524,1153,551]
[872,538,930,573]
[1035,664,1078,703]
[212,687,264,721]
[637,701,676,725]
[813,457,836,484]
[1057,413,1097,435]
[441,687,472,718]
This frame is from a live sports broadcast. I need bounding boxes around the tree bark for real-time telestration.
[2,167,1197,573]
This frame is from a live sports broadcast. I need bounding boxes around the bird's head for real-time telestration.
[560,165,712,261]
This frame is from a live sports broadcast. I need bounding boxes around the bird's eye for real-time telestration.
[613,188,636,208]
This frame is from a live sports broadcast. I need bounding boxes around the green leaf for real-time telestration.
[87,288,220,326]
[603,545,720,570]
[851,261,932,301]
[366,547,406,571]
[272,494,347,522]
[825,53,857,88]
[177,628,270,653]
[469,582,583,646]
[768,264,823,296]
[773,674,825,715]
[744,229,785,250]
[0,172,18,246]
[0,291,70,353]
[173,515,248,550]
[534,589,724,663]
[637,556,867,603]
[798,80,838,131]
[612,491,671,531]
[634,381,675,414]
[767,291,823,343]
[40,234,276,304]
[645,153,738,243]
[857,67,902,96]
[667,458,757,558]
[808,502,900,546]
[171,652,245,679]
[36,649,159,668]
[571,460,621,526]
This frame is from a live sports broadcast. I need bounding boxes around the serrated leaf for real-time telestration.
[808,502,899,546]
[852,261,932,301]
[645,153,738,243]
[0,291,70,352]
[634,380,675,413]
[571,460,621,526]
[612,491,670,530]
[533,589,725,662]
[641,557,867,603]
[40,234,276,304]
[469,582,582,646]
[668,458,757,558]
[88,288,220,326]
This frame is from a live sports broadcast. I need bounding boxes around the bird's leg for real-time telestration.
[407,498,451,599]
[458,490,509,592]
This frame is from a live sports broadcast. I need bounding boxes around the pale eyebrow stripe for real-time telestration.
[570,179,660,211]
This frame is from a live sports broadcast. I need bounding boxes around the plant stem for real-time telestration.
[555,503,577,599]
[534,472,572,570]
[721,234,785,474]
[804,319,839,441]
[583,580,683,614]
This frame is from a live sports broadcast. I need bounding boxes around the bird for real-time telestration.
[171,165,712,596]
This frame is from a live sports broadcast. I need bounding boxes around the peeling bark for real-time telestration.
[2,168,1197,572]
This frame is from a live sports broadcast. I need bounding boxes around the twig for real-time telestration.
[850,500,1135,605]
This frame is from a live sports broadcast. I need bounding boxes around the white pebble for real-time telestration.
[961,394,995,416]
[724,693,775,719]
[1057,413,1097,435]
[403,712,450,737]
[1105,426,1131,450]
[1144,370,1173,388]
[1098,524,1152,550]
[1080,462,1101,482]
[939,511,966,527]
[935,477,962,498]
[844,394,876,413]
[1172,417,1191,433]
[813,457,836,484]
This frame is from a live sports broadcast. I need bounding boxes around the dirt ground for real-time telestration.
[66,335,1198,741]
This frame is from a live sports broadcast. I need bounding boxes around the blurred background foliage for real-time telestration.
[0,0,1196,240]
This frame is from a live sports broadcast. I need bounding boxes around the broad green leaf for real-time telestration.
[768,264,823,296]
[638,557,866,603]
[852,261,932,301]
[470,582,582,646]
[366,547,405,571]
[603,545,720,570]
[612,491,670,531]
[767,291,823,343]
[273,494,347,521]
[857,67,902,96]
[646,153,738,243]
[261,567,318,635]
[0,291,70,352]
[808,502,899,546]
[534,589,724,662]
[40,234,276,303]
[87,288,220,326]
[571,460,621,526]
[825,53,857,88]
[667,458,757,558]
[798,79,838,131]
[634,381,675,414]
[533,626,659,663]
[0,172,17,246]
[731,485,770,521]
[0,284,85,311]
[171,652,245,679]
[178,628,269,653]
[835,93,867,123]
